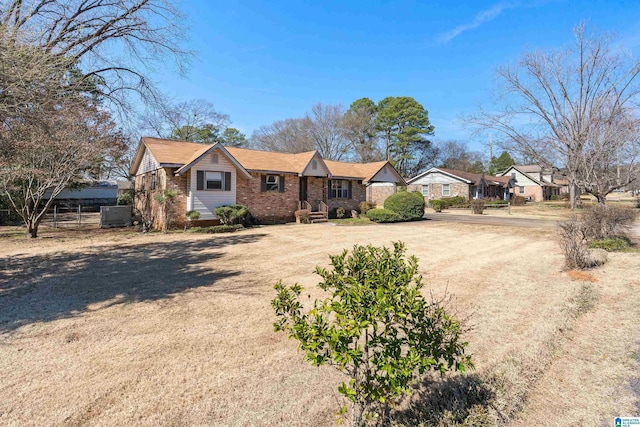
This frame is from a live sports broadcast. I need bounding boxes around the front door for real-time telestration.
[299,176,308,203]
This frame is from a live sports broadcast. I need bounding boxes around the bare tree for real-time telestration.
[0,97,121,238]
[577,110,640,203]
[250,118,315,153]
[304,103,351,161]
[436,140,485,173]
[468,24,640,208]
[0,0,191,111]
[140,98,230,142]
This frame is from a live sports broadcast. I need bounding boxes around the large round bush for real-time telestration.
[383,191,425,221]
[366,208,401,223]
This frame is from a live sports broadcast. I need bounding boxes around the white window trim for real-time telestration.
[205,171,224,191]
[442,184,450,197]
[421,185,428,196]
[519,186,525,194]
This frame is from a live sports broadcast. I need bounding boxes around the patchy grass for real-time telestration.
[329,216,373,225]
[0,224,638,426]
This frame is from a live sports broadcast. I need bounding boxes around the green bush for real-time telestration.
[589,237,632,252]
[383,191,425,220]
[430,199,447,212]
[117,189,134,206]
[186,210,201,220]
[443,195,468,208]
[336,207,345,218]
[359,201,376,214]
[550,194,560,201]
[272,242,472,425]
[484,199,507,205]
[186,224,243,233]
[471,199,485,214]
[214,204,252,226]
[366,208,401,223]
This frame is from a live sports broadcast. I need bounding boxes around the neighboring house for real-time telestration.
[116,180,133,197]
[129,137,405,229]
[407,168,514,201]
[43,181,118,210]
[498,165,566,201]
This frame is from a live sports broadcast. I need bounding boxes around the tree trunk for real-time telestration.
[569,184,576,209]
[596,193,607,205]
[351,402,364,427]
[26,220,38,238]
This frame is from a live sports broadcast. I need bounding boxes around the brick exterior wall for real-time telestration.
[134,168,188,230]
[412,183,471,200]
[514,185,542,202]
[368,184,398,207]
[236,172,300,223]
[305,177,325,211]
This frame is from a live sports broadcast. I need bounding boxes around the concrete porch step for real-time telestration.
[311,218,329,223]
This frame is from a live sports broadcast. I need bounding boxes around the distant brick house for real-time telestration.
[498,165,567,201]
[129,137,405,229]
[407,168,514,201]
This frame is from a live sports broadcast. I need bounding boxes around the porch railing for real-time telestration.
[298,200,312,211]
[319,201,329,217]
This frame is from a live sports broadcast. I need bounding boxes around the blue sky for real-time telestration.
[155,0,640,152]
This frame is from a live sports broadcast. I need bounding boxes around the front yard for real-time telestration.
[0,223,638,426]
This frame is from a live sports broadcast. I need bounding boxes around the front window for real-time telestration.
[422,185,428,196]
[206,171,223,190]
[151,171,156,190]
[442,184,450,196]
[519,186,525,194]
[331,180,350,198]
[265,175,279,191]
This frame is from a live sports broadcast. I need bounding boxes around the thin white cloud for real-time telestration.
[436,2,518,44]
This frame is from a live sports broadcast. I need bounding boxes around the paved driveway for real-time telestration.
[424,213,640,244]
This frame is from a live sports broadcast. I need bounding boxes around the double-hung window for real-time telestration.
[331,180,350,199]
[422,185,429,196]
[265,175,279,192]
[519,186,525,194]
[442,184,450,197]
[197,170,231,191]
[205,171,223,190]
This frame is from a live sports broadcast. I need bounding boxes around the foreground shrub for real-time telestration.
[214,204,252,226]
[295,209,311,224]
[589,236,632,252]
[581,204,637,240]
[558,217,608,269]
[471,199,485,214]
[186,224,243,233]
[359,201,376,214]
[384,191,425,220]
[430,199,447,212]
[366,208,401,223]
[272,242,472,426]
[336,207,346,218]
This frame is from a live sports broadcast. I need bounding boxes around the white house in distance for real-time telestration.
[497,165,567,201]
[407,168,514,200]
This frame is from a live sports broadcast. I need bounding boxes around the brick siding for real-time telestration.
[236,172,300,223]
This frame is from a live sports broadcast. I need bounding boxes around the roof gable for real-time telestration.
[174,143,251,178]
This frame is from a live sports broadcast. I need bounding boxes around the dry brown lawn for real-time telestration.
[0,222,638,426]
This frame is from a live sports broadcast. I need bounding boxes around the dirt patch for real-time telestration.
[567,270,598,282]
